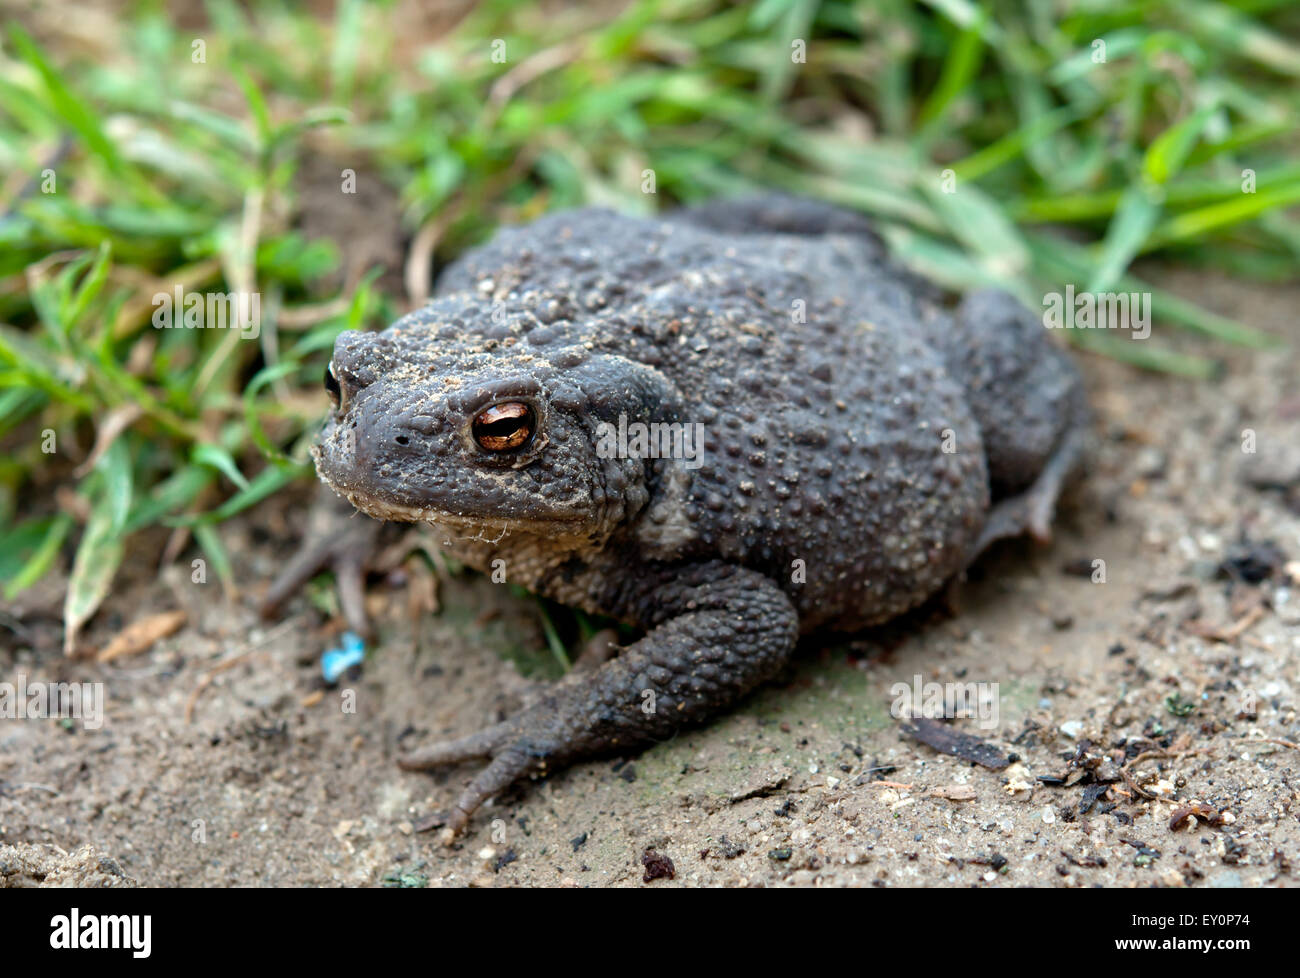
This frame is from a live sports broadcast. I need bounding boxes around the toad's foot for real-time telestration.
[967,394,1088,561]
[398,562,799,840]
[260,488,386,639]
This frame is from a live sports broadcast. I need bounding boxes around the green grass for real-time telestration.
[1,0,1298,645]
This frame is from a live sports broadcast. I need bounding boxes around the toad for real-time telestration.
[263,196,1088,836]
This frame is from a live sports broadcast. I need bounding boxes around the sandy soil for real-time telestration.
[2,268,1298,888]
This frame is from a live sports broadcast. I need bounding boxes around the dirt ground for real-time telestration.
[2,267,1298,888]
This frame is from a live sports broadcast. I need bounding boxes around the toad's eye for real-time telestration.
[324,361,341,408]
[472,402,535,451]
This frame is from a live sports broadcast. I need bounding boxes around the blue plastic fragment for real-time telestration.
[321,630,365,683]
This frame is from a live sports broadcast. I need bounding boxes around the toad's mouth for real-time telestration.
[318,471,587,531]
[312,442,590,538]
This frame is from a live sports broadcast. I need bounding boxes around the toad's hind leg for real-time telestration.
[941,289,1090,563]
[677,194,949,304]
[679,193,888,245]
[967,412,1086,560]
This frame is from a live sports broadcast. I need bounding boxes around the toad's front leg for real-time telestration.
[399,561,799,839]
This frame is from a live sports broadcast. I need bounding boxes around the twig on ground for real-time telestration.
[184,619,296,722]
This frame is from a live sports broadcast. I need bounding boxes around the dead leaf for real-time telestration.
[73,404,145,478]
[1168,804,1225,831]
[96,609,188,663]
[902,717,1010,769]
[63,512,124,656]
